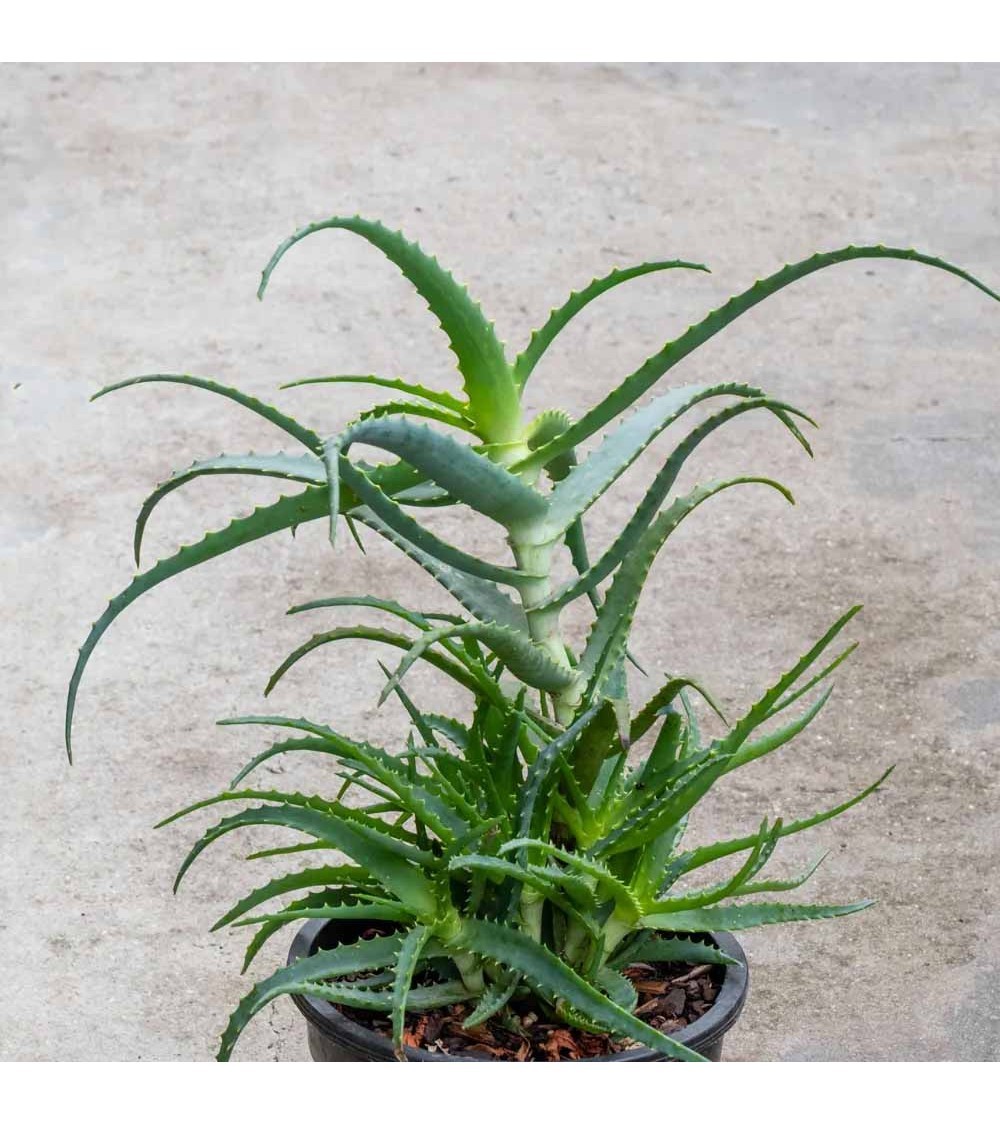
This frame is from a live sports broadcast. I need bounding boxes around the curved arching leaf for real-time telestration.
[287,594,462,629]
[258,214,520,442]
[331,416,547,534]
[173,800,439,915]
[380,622,578,704]
[133,452,325,565]
[541,395,811,609]
[211,865,375,931]
[450,919,705,1061]
[339,457,537,588]
[639,899,874,933]
[514,259,710,388]
[66,486,328,761]
[92,373,322,453]
[714,605,862,757]
[578,477,795,705]
[355,399,476,432]
[609,936,739,970]
[516,244,1000,471]
[282,373,468,414]
[264,624,491,702]
[670,766,895,879]
[349,506,527,633]
[218,932,405,1059]
[630,677,727,745]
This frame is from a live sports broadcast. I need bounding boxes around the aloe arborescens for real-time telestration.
[67,216,1000,1060]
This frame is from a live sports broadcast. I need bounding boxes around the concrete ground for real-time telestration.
[3,62,1000,1062]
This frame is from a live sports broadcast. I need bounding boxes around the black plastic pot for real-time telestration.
[287,918,749,1062]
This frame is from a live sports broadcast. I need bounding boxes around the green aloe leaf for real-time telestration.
[579,478,794,708]
[216,717,476,840]
[723,686,834,774]
[66,486,328,761]
[380,621,577,704]
[339,457,536,587]
[349,506,527,633]
[281,373,468,414]
[541,395,810,610]
[238,901,415,927]
[171,799,439,914]
[391,925,433,1058]
[211,865,374,931]
[513,259,710,388]
[461,971,520,1029]
[448,853,573,902]
[92,373,322,452]
[295,979,473,1014]
[287,594,462,629]
[265,625,489,702]
[639,899,874,933]
[595,755,733,857]
[539,384,804,538]
[498,837,641,919]
[631,677,727,745]
[512,706,603,844]
[649,820,780,912]
[671,766,894,879]
[766,643,858,719]
[451,919,705,1061]
[240,888,351,972]
[331,416,547,534]
[356,399,476,432]
[259,215,520,442]
[518,244,1000,468]
[716,606,862,757]
[218,932,405,1060]
[610,936,739,970]
[735,852,828,897]
[133,452,325,565]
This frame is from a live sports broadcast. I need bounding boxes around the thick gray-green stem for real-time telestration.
[498,436,584,726]
[509,531,582,725]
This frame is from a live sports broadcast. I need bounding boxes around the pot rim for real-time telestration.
[286,918,749,1061]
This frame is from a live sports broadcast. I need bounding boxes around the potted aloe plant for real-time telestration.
[67,216,999,1061]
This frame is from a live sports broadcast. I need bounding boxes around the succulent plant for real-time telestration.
[67,215,999,1060]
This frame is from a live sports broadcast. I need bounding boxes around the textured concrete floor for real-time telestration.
[3,62,1000,1062]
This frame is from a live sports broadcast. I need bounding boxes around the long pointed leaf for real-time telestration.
[391,925,432,1059]
[265,625,488,701]
[542,395,810,609]
[671,766,894,878]
[175,801,438,914]
[349,506,527,633]
[258,215,520,442]
[640,899,874,932]
[513,259,710,387]
[579,478,794,703]
[92,373,322,452]
[211,865,374,931]
[381,622,577,704]
[218,933,404,1060]
[339,457,536,587]
[451,919,705,1061]
[66,486,328,761]
[541,384,805,538]
[133,452,325,565]
[281,373,467,413]
[334,416,547,531]
[516,245,1000,470]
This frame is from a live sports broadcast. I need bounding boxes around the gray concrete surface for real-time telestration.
[3,62,1000,1062]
